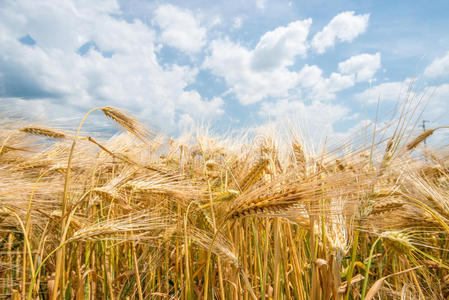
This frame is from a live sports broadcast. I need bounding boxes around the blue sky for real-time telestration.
[1,0,449,140]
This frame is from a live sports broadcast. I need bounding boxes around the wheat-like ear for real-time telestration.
[228,202,299,220]
[406,126,449,151]
[293,142,306,164]
[370,199,404,215]
[406,129,436,151]
[381,230,414,255]
[226,182,307,221]
[240,157,269,191]
[101,106,153,143]
[19,126,67,139]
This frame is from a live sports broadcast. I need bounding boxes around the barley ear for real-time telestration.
[101,106,153,143]
[20,126,67,140]
[240,157,269,191]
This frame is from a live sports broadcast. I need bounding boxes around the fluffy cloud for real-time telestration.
[355,79,413,104]
[204,19,356,104]
[297,65,355,100]
[177,91,224,117]
[296,64,323,88]
[153,4,206,54]
[312,72,355,100]
[203,38,302,105]
[338,53,381,82]
[251,19,312,71]
[0,0,222,132]
[312,11,370,54]
[424,51,449,78]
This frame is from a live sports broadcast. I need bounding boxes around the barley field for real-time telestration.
[0,104,448,299]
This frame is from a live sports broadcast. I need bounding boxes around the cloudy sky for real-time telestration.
[1,0,449,138]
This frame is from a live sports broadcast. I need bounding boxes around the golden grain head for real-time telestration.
[19,126,67,139]
[406,129,436,151]
[381,231,414,255]
[101,106,153,143]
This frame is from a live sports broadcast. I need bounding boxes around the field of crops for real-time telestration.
[1,105,448,299]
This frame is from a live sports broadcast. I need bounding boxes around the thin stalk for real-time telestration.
[361,236,382,299]
[132,242,144,300]
[184,202,193,300]
[262,220,271,300]
[252,221,264,300]
[273,219,281,300]
[345,230,359,300]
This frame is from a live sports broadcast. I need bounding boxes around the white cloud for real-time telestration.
[0,1,120,52]
[297,64,323,88]
[251,19,312,71]
[153,4,206,53]
[424,51,449,78]
[178,91,224,117]
[203,19,319,105]
[297,65,355,100]
[203,38,302,105]
[312,11,370,54]
[313,72,355,100]
[204,15,357,105]
[355,79,413,104]
[0,0,222,132]
[338,53,381,82]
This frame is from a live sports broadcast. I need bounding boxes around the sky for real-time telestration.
[1,0,449,140]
